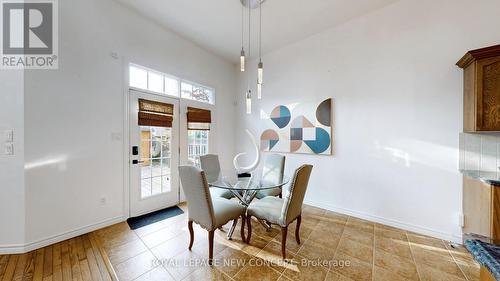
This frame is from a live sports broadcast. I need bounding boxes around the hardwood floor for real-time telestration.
[0,203,482,281]
[0,233,117,281]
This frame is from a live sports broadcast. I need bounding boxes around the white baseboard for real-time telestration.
[0,215,125,254]
[0,243,26,255]
[304,199,463,244]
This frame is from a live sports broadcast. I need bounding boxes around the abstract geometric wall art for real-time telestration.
[260,129,280,151]
[270,105,291,129]
[316,99,332,126]
[260,98,333,155]
[304,127,330,154]
[290,115,314,152]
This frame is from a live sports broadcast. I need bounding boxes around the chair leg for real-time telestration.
[295,215,302,244]
[240,214,246,242]
[281,226,288,259]
[188,221,194,250]
[246,215,252,244]
[208,230,214,265]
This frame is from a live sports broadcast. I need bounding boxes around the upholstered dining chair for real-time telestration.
[179,165,246,264]
[255,154,286,199]
[246,164,313,259]
[199,154,234,199]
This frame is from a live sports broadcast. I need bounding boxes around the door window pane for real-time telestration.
[188,130,209,167]
[151,141,162,158]
[152,177,162,195]
[141,178,151,197]
[151,159,162,177]
[151,127,165,141]
[161,158,170,175]
[140,126,173,198]
[130,66,148,89]
[148,71,164,93]
[141,162,151,179]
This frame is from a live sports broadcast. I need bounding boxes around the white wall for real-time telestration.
[0,70,25,250]
[236,0,500,242]
[22,0,236,248]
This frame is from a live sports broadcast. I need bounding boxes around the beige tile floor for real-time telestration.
[94,203,480,281]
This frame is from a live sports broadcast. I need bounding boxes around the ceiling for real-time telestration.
[115,0,399,63]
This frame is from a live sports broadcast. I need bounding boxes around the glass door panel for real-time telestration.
[139,126,172,198]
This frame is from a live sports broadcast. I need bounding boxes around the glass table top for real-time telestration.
[209,176,290,191]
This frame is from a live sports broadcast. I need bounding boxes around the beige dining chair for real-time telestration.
[199,154,234,199]
[246,164,313,259]
[256,154,286,199]
[179,165,246,264]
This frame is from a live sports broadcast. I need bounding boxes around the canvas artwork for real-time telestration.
[260,98,333,155]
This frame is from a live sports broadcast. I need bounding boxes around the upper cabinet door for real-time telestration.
[476,56,500,131]
[458,44,500,132]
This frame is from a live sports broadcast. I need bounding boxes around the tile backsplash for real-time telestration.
[459,133,500,176]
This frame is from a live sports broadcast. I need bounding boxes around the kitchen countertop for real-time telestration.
[461,170,500,186]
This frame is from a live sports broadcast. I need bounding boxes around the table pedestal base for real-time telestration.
[225,188,271,239]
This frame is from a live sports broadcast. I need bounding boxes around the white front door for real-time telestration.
[129,90,180,217]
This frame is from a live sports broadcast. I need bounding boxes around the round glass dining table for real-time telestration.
[209,175,290,239]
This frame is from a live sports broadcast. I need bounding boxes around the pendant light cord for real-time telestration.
[259,0,262,60]
[241,2,244,49]
[247,2,251,90]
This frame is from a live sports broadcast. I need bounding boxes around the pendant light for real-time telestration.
[257,0,263,99]
[246,90,252,114]
[240,50,245,72]
[240,3,245,72]
[245,0,252,114]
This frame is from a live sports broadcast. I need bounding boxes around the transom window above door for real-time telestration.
[129,64,215,104]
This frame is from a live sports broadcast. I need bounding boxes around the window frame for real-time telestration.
[129,63,215,105]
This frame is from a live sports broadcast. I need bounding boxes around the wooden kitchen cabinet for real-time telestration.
[457,44,500,132]
[463,176,500,240]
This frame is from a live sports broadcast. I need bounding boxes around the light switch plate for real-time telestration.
[4,143,14,155]
[4,130,13,142]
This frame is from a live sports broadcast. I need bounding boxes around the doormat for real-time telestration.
[127,206,184,230]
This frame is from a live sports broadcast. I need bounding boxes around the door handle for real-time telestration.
[132,160,144,164]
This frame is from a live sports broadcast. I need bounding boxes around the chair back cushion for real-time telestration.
[280,165,313,225]
[179,165,215,229]
[262,154,285,186]
[199,154,221,184]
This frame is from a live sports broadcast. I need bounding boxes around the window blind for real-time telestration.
[187,107,211,130]
[138,99,174,127]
